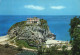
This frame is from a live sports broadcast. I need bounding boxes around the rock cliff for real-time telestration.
[8,19,55,46]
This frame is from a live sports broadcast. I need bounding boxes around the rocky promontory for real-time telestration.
[8,17,55,46]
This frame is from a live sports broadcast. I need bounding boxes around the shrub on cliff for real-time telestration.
[40,19,48,30]
[8,21,26,32]
[4,44,10,48]
[16,45,22,51]
[15,40,37,49]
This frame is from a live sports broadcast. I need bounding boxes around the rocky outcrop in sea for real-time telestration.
[8,18,56,46]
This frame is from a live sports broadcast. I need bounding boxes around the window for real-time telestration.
[34,21,37,23]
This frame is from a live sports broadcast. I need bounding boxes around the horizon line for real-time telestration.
[0,15,80,16]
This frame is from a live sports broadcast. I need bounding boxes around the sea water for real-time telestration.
[0,15,78,41]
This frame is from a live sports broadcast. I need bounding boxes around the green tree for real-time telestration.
[50,46,58,55]
[37,46,43,55]
[69,16,80,55]
[62,45,68,55]
[69,16,80,39]
[62,45,67,51]
[71,28,80,55]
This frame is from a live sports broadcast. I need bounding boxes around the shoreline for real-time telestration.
[0,35,71,51]
[0,35,37,52]
[0,35,9,42]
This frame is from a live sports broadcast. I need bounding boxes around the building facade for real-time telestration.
[45,40,68,48]
[26,17,40,25]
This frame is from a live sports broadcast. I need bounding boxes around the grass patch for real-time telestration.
[15,40,37,49]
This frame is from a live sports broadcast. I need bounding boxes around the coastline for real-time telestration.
[0,35,9,43]
[0,35,71,51]
[0,35,37,52]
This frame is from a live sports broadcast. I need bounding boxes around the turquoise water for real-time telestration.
[0,15,79,40]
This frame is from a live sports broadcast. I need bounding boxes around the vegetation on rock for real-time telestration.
[8,21,26,32]
[8,18,55,49]
[40,19,48,30]
[15,40,37,49]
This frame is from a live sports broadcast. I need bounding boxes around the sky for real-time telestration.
[0,0,80,15]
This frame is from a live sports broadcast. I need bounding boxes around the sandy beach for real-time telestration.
[0,35,9,45]
[0,35,9,42]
